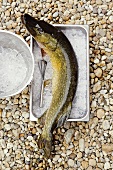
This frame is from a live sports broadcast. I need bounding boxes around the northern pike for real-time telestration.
[21,14,78,158]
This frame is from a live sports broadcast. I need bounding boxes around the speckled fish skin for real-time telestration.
[21,14,78,158]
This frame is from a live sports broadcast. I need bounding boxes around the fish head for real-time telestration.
[21,14,44,37]
[21,14,58,50]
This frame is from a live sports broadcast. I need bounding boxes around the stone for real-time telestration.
[69,0,74,4]
[89,159,96,167]
[12,129,19,138]
[104,162,110,169]
[87,166,93,170]
[67,159,75,167]
[94,68,102,77]
[64,129,74,144]
[0,104,6,109]
[82,161,88,169]
[25,165,30,169]
[7,142,13,149]
[4,124,11,131]
[102,120,110,130]
[93,7,98,14]
[110,98,113,105]
[93,82,101,93]
[77,152,82,158]
[53,12,59,18]
[97,163,104,169]
[79,138,85,152]
[2,0,7,5]
[107,63,112,69]
[101,55,107,60]
[0,109,2,117]
[96,0,102,5]
[8,0,12,3]
[100,37,107,43]
[47,0,52,2]
[27,136,33,141]
[91,101,96,107]
[5,10,10,17]
[109,16,113,22]
[53,155,60,162]
[99,29,106,37]
[0,150,4,159]
[102,144,113,153]
[0,139,6,148]
[22,112,29,119]
[64,10,70,17]
[94,58,99,64]
[109,130,113,138]
[96,109,105,118]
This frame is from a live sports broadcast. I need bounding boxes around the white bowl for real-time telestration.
[0,30,34,98]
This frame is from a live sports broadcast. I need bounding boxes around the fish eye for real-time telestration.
[35,24,43,33]
[35,24,40,28]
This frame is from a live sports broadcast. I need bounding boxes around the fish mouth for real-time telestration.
[21,14,37,27]
[21,14,39,36]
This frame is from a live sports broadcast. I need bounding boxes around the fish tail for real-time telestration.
[38,133,52,158]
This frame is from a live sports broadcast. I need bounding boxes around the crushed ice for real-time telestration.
[0,47,27,93]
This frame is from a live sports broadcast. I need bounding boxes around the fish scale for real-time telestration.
[21,13,78,158]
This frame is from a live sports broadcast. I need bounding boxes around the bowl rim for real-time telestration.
[0,30,34,98]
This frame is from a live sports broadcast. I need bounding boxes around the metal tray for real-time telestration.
[30,25,89,122]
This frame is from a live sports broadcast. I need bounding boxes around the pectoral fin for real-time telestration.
[52,102,72,131]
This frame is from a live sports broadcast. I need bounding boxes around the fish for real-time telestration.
[21,14,78,158]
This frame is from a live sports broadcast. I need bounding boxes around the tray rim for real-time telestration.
[30,24,90,122]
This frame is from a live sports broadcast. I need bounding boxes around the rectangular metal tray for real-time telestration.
[30,25,89,122]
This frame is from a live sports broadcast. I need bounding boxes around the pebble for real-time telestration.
[100,30,106,37]
[89,159,96,167]
[96,0,102,5]
[53,12,59,18]
[25,165,30,169]
[8,0,12,3]
[102,120,110,130]
[12,129,19,138]
[2,0,7,5]
[101,55,107,60]
[4,124,11,131]
[27,136,33,141]
[87,166,93,170]
[79,138,85,152]
[67,159,75,167]
[94,58,99,64]
[96,109,105,118]
[77,152,82,158]
[97,163,104,169]
[22,112,29,119]
[53,155,60,162]
[7,142,13,149]
[109,130,113,138]
[93,82,101,93]
[102,144,113,153]
[64,129,74,144]
[109,16,113,22]
[0,139,6,148]
[82,161,88,169]
[94,68,102,78]
[104,162,110,169]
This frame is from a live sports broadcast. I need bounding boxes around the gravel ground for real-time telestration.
[0,0,113,169]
